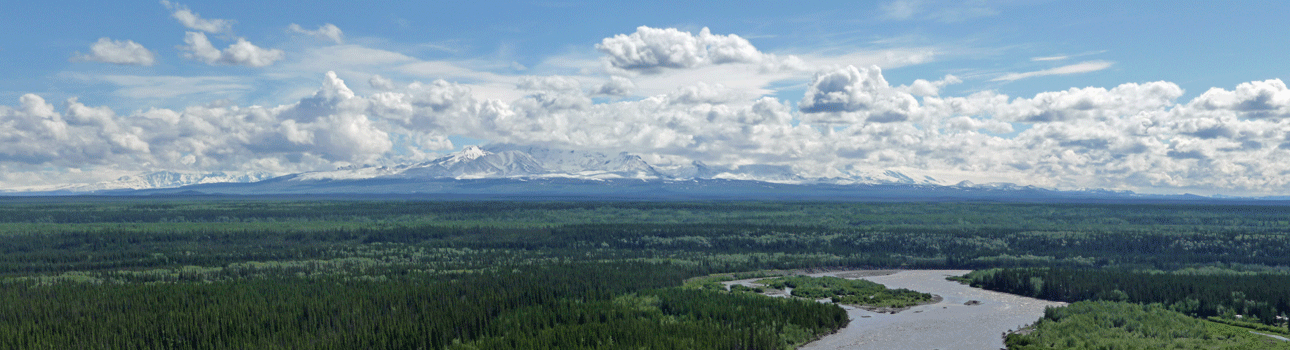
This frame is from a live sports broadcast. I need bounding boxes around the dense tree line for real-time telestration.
[0,262,847,349]
[11,210,1290,278]
[963,268,1290,325]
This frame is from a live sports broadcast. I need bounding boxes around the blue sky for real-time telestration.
[2,1,1290,195]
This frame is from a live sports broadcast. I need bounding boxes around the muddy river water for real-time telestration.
[728,269,1066,350]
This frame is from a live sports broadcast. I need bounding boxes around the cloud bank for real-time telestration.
[11,26,1290,195]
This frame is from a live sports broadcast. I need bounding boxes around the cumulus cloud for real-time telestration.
[71,38,157,66]
[596,26,795,73]
[0,94,151,166]
[899,74,961,96]
[667,82,743,105]
[289,23,344,44]
[945,116,1013,134]
[369,75,397,91]
[990,81,1184,122]
[160,1,233,34]
[517,75,582,92]
[15,42,1290,195]
[798,65,920,124]
[179,32,284,67]
[993,60,1114,81]
[594,76,635,96]
[1187,79,1290,119]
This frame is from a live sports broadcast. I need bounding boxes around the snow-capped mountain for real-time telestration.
[6,144,1132,201]
[282,144,953,186]
[13,171,277,192]
[482,144,663,178]
[11,144,1224,202]
[399,145,546,179]
[289,144,668,182]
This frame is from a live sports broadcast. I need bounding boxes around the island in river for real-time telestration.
[726,269,1066,350]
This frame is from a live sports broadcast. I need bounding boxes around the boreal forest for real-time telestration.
[4,199,1290,349]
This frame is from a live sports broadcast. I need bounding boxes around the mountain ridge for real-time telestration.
[0,144,1273,201]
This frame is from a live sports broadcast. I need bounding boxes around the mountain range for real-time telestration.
[3,144,1279,202]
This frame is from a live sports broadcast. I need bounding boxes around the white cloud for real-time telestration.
[993,60,1114,81]
[16,23,1290,195]
[1187,79,1290,119]
[178,32,221,63]
[898,74,961,96]
[289,23,344,44]
[595,26,796,73]
[667,82,743,105]
[945,116,1012,134]
[6,70,1290,194]
[160,1,233,34]
[517,75,582,92]
[1031,55,1068,62]
[369,75,397,91]
[989,81,1184,122]
[0,94,148,166]
[593,76,635,96]
[179,32,284,67]
[798,65,920,124]
[71,38,157,66]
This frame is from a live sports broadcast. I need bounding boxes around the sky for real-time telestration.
[2,1,1290,195]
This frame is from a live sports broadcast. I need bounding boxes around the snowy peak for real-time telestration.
[398,146,545,179]
[163,144,963,188]
[608,153,658,174]
[482,144,662,178]
[444,145,489,165]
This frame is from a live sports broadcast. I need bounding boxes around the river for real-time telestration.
[729,269,1066,350]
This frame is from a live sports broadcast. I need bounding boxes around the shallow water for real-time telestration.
[784,270,1066,350]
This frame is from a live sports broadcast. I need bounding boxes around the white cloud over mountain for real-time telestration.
[9,25,1290,195]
